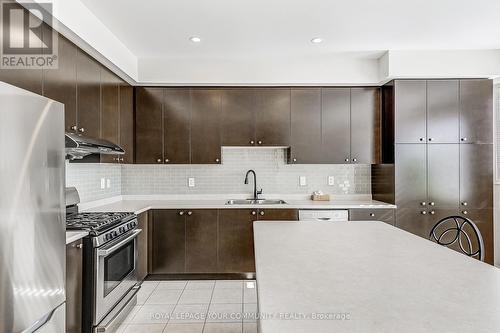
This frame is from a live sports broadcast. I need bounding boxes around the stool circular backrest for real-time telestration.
[429,216,484,262]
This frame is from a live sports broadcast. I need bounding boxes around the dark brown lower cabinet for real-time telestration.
[66,239,83,333]
[151,210,186,274]
[218,209,256,273]
[349,209,394,225]
[137,212,149,281]
[186,210,218,273]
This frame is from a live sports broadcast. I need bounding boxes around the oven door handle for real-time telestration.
[97,229,142,257]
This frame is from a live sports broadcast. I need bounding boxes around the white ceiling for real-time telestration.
[80,0,500,58]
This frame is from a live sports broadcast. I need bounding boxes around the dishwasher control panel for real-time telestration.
[298,210,349,222]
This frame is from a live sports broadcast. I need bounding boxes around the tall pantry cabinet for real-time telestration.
[373,79,494,264]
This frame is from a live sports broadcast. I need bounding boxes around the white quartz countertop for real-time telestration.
[65,231,88,245]
[80,195,395,214]
[253,221,500,333]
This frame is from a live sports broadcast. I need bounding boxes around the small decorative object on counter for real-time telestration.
[311,191,330,201]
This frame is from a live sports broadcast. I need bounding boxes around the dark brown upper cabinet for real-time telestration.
[255,88,291,146]
[350,87,381,164]
[119,85,134,164]
[190,89,222,164]
[427,80,459,143]
[322,88,351,163]
[221,89,258,146]
[76,50,101,139]
[42,34,77,132]
[100,69,120,163]
[291,87,380,164]
[460,79,493,144]
[459,144,493,209]
[394,80,427,144]
[290,88,322,163]
[222,88,291,147]
[163,88,191,164]
[135,87,164,164]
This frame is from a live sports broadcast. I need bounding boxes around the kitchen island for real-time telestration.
[253,221,500,333]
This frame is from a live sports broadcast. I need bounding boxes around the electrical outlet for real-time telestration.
[299,176,307,186]
[106,179,111,188]
[188,177,195,187]
[328,176,335,186]
[100,178,105,189]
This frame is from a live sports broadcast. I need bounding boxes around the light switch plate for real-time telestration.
[100,178,105,189]
[188,177,195,187]
[328,176,335,186]
[106,179,111,188]
[299,176,307,186]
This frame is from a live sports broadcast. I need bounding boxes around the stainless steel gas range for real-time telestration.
[65,188,141,333]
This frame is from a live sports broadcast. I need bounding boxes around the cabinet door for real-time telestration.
[186,210,218,273]
[164,88,191,164]
[349,209,394,225]
[100,70,120,163]
[460,79,493,144]
[119,85,134,163]
[135,87,164,164]
[426,80,459,143]
[395,144,427,208]
[191,89,222,164]
[460,144,493,209]
[395,208,432,238]
[221,89,257,146]
[351,87,381,164]
[255,88,291,146]
[43,34,77,132]
[290,88,322,163]
[427,144,459,209]
[151,210,186,274]
[76,50,101,138]
[218,209,256,273]
[461,209,493,264]
[258,209,298,221]
[321,88,351,163]
[66,240,82,333]
[395,80,427,143]
[136,212,149,281]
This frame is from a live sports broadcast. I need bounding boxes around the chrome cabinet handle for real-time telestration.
[429,211,435,215]
[215,158,220,163]
[258,140,262,145]
[428,138,433,142]
[76,243,83,249]
[250,140,255,145]
[420,202,426,206]
[369,213,375,217]
[352,158,357,162]
[419,138,424,142]
[97,229,142,257]
[70,125,77,131]
[119,157,124,162]
[78,127,85,133]
[421,211,427,215]
[345,158,349,162]
[260,211,265,216]
[179,211,184,216]
[461,137,467,142]
[461,202,468,206]
[429,202,435,206]
[187,211,192,216]
[462,210,468,215]
[156,158,162,163]
[165,159,170,163]
[292,158,297,162]
[251,211,257,216]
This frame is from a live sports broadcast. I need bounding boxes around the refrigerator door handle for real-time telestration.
[23,303,64,333]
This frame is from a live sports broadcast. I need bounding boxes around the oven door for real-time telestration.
[94,228,142,325]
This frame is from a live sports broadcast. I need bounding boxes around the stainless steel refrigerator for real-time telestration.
[0,81,66,332]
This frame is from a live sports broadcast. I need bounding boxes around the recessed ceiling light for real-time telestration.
[310,37,323,44]
[189,36,201,43]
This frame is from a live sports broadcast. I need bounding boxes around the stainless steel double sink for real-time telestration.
[225,199,287,205]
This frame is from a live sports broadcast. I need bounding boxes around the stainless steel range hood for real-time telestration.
[65,132,125,160]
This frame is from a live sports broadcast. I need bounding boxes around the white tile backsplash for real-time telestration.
[66,148,371,202]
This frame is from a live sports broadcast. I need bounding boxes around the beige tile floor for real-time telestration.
[116,280,258,333]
